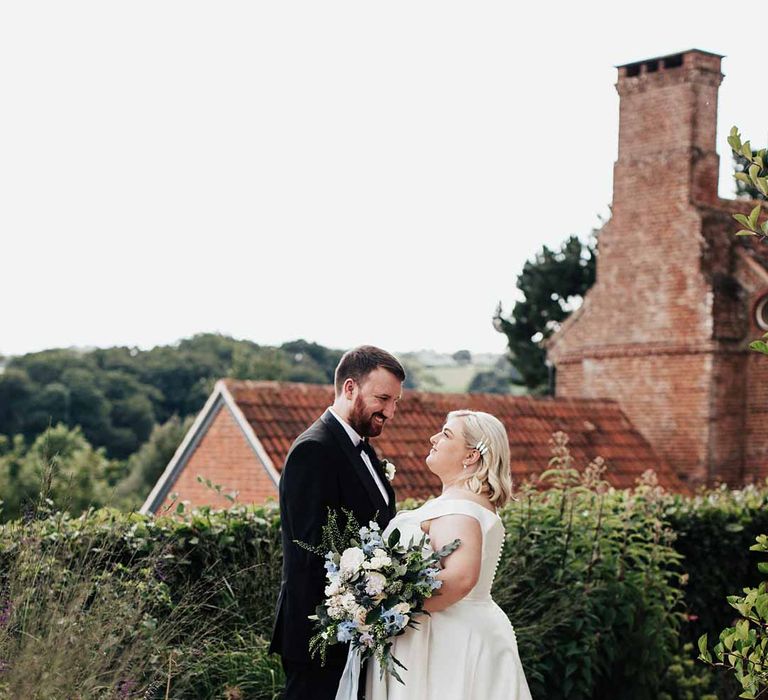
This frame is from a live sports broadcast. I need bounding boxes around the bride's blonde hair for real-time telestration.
[448,409,513,506]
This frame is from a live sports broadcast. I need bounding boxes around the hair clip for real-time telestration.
[475,439,489,456]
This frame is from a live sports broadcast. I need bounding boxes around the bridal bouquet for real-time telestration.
[296,509,460,683]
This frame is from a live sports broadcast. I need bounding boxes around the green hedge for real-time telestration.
[0,501,284,699]
[0,469,765,697]
[663,484,768,644]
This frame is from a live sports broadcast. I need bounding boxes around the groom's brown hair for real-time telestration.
[334,345,406,396]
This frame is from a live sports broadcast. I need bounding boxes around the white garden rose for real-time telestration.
[327,596,346,619]
[325,578,342,597]
[365,571,387,596]
[339,547,365,575]
[383,460,396,481]
[340,591,358,612]
[354,605,368,625]
[363,548,392,570]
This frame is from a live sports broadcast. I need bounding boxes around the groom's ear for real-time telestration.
[342,377,357,399]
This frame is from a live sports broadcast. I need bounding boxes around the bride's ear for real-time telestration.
[464,449,482,468]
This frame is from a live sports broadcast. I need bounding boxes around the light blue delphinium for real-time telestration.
[380,608,406,634]
[324,552,339,575]
[360,523,384,553]
[336,620,358,642]
[421,567,442,590]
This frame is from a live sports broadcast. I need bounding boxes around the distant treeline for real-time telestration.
[0,335,345,518]
[0,334,342,460]
[0,335,518,520]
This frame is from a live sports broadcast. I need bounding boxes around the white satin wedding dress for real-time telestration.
[363,495,532,700]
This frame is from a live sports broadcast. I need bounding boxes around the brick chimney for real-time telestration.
[614,50,723,208]
[547,49,756,487]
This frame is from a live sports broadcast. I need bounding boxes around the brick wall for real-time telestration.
[157,403,278,514]
[746,349,768,480]
[547,50,764,487]
[745,281,768,481]
[558,353,712,484]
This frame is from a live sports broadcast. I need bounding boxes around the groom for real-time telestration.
[269,345,405,700]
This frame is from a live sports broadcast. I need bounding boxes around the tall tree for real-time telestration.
[494,235,596,394]
[0,424,116,521]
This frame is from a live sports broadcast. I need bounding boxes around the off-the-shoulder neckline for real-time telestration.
[425,495,500,519]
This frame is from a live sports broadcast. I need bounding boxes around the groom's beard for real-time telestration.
[349,396,387,438]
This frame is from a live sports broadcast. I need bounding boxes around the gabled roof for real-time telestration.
[141,379,683,513]
[219,379,683,497]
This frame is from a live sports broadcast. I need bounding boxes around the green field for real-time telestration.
[428,364,480,392]
[424,363,528,395]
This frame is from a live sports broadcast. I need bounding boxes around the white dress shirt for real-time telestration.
[328,407,389,505]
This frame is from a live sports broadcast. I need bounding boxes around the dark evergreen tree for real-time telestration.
[494,235,596,394]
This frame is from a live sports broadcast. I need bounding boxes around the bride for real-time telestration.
[338,409,532,700]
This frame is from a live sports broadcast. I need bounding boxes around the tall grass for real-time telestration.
[0,455,281,699]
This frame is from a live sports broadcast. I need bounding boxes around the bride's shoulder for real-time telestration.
[436,491,498,516]
[419,496,500,528]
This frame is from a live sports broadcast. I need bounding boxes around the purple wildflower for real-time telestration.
[0,600,11,627]
[116,678,137,698]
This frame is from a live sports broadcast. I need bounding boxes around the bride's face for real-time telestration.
[426,416,470,479]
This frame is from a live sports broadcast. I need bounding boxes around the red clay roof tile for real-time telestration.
[222,380,684,498]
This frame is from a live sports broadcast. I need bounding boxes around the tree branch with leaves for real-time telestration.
[698,128,768,697]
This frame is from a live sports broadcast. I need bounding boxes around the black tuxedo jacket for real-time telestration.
[269,409,397,663]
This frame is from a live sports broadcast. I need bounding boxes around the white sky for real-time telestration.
[2,1,766,359]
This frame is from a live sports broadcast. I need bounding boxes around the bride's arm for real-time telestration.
[421,514,482,613]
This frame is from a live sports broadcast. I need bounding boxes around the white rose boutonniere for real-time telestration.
[382,458,396,482]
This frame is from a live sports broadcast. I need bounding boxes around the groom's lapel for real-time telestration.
[320,410,389,513]
[365,440,397,519]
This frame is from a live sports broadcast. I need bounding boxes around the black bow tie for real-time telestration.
[359,440,376,461]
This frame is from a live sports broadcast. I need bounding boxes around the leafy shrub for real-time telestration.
[0,492,282,698]
[663,484,768,647]
[494,433,684,700]
[698,534,768,699]
[4,442,768,697]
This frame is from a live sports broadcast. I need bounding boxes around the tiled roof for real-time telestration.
[223,380,684,498]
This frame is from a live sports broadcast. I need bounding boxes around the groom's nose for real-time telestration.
[382,401,396,420]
